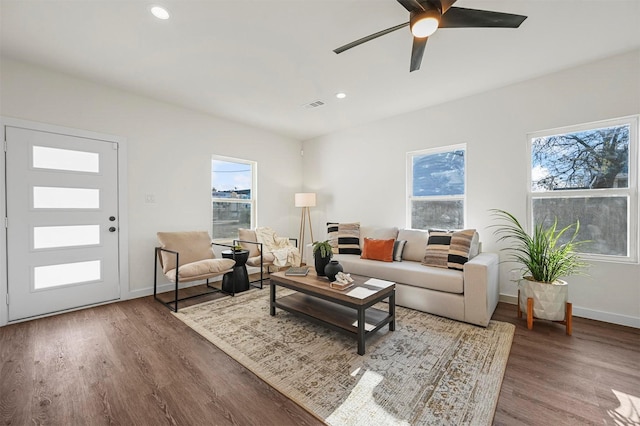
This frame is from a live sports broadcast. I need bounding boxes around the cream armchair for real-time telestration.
[236,228,298,288]
[154,231,236,312]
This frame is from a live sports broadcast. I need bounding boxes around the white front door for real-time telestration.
[5,126,121,321]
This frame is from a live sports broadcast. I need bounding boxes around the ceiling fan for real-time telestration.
[333,0,527,72]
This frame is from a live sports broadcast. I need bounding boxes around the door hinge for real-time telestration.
[4,217,7,228]
[3,140,6,152]
[6,294,8,305]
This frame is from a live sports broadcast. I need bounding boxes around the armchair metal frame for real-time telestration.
[154,242,238,312]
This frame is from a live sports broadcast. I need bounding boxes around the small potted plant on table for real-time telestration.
[490,209,588,334]
[312,240,333,277]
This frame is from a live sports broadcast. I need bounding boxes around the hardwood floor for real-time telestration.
[492,303,640,425]
[1,288,638,425]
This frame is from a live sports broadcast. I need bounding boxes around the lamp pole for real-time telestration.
[295,193,316,264]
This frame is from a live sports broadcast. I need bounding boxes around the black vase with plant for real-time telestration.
[312,240,333,277]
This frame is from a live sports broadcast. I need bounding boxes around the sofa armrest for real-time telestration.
[463,252,500,327]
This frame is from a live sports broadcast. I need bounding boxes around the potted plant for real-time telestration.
[490,209,588,321]
[312,240,333,277]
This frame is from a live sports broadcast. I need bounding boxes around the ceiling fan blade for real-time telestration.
[396,0,425,13]
[334,22,409,54]
[410,36,428,72]
[440,7,527,28]
[439,0,458,14]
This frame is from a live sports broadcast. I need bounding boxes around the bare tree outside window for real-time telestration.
[532,125,629,191]
[529,119,637,260]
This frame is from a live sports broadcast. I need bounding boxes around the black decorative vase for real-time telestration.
[324,260,343,282]
[314,255,331,277]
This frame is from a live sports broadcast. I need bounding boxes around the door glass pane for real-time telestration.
[34,225,101,249]
[32,146,100,173]
[33,187,100,209]
[34,260,101,289]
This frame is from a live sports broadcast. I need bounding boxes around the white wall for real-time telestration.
[302,50,640,327]
[0,58,303,300]
[2,51,638,327]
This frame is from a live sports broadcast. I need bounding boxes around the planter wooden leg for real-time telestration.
[566,302,573,336]
[517,289,522,318]
[527,297,534,330]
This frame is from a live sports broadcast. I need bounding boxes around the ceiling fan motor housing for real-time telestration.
[416,0,443,13]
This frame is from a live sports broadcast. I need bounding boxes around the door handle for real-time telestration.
[109,216,116,221]
[109,227,116,232]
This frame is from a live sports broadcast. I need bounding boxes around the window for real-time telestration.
[407,144,466,230]
[211,156,256,240]
[528,116,638,262]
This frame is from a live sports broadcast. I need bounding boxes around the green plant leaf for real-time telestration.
[489,209,588,283]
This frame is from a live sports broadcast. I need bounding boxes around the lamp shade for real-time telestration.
[295,192,316,207]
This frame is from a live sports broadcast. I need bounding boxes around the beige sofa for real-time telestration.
[312,226,499,327]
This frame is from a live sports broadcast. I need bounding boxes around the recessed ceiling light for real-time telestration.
[151,6,170,20]
[336,92,347,99]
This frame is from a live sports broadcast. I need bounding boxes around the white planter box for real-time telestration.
[518,278,568,321]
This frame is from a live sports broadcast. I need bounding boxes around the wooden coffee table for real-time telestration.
[270,269,395,355]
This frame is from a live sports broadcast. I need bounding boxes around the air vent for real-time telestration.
[303,100,325,109]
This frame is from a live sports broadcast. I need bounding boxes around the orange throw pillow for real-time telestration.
[361,238,395,262]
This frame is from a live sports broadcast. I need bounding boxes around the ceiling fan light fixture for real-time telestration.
[410,9,441,38]
[150,6,170,20]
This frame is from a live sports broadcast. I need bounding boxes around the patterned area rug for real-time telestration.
[174,289,514,425]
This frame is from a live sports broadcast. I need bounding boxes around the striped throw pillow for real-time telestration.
[447,229,477,270]
[422,229,477,270]
[327,222,361,255]
[422,231,452,268]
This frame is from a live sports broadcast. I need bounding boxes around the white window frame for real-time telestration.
[211,155,257,241]
[406,143,467,230]
[527,115,639,264]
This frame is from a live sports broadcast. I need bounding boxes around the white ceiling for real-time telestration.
[1,0,639,140]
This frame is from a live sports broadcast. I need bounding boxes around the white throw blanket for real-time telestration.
[255,227,301,268]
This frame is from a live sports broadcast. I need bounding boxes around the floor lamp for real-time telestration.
[295,192,316,264]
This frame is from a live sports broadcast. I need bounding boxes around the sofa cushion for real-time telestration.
[157,231,215,273]
[327,222,361,255]
[246,253,275,267]
[165,258,235,282]
[423,229,477,271]
[397,229,429,262]
[358,226,399,248]
[238,228,261,257]
[469,232,481,259]
[334,253,464,294]
[361,238,394,262]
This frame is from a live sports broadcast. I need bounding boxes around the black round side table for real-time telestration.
[221,249,250,294]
